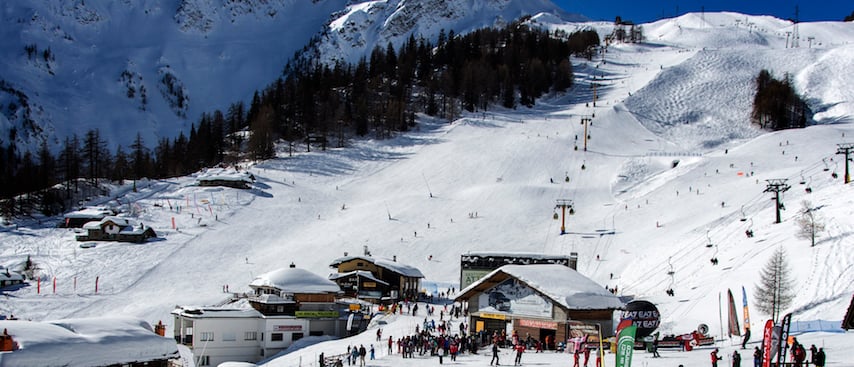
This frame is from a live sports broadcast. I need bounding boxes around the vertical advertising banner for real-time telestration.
[615,325,637,367]
[742,286,751,333]
[761,319,773,367]
[727,289,741,336]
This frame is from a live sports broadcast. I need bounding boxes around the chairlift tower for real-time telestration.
[836,143,854,184]
[580,115,593,151]
[791,6,800,48]
[764,179,790,224]
[555,199,575,235]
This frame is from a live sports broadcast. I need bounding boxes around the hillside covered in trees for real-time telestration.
[751,69,811,131]
[0,22,600,217]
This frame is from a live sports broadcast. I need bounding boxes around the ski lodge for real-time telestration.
[172,264,352,367]
[328,253,424,303]
[454,264,624,349]
[75,216,157,243]
[0,267,24,289]
[61,206,115,228]
[459,251,578,289]
[195,167,255,189]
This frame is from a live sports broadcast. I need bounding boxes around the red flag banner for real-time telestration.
[762,319,773,367]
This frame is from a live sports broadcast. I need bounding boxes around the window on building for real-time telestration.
[271,333,283,341]
[277,306,284,312]
[222,332,236,341]
[200,332,214,341]
[199,356,210,366]
[292,332,304,342]
[244,331,257,341]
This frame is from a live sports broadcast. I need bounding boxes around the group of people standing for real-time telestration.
[708,339,827,367]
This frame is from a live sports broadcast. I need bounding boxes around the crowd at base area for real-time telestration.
[320,321,552,366]
[703,337,826,367]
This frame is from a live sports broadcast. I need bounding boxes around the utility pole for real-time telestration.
[555,199,575,235]
[764,179,790,224]
[581,115,593,151]
[837,143,854,183]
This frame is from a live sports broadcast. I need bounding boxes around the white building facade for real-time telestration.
[172,307,318,366]
[172,265,346,366]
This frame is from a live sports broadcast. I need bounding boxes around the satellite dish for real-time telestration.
[697,323,709,335]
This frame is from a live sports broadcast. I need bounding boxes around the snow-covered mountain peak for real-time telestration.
[2,7,854,366]
[320,0,585,63]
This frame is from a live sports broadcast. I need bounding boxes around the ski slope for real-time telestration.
[2,12,854,366]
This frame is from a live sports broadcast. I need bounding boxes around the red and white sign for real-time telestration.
[519,319,558,330]
[274,325,303,332]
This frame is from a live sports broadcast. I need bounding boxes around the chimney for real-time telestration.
[344,252,348,257]
[154,321,166,337]
[569,252,578,270]
[289,262,296,268]
[393,255,397,262]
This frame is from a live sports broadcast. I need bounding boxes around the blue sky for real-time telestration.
[553,0,852,23]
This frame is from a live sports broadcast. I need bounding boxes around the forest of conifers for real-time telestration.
[0,21,601,216]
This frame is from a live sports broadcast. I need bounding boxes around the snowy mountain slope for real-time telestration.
[318,0,585,63]
[619,13,854,150]
[0,0,581,153]
[0,0,350,151]
[1,12,854,366]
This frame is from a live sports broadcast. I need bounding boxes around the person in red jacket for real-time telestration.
[514,343,525,366]
[792,342,807,367]
[711,348,723,367]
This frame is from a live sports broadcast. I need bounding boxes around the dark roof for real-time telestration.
[329,270,390,286]
[329,255,424,278]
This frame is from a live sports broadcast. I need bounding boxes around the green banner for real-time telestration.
[615,325,637,367]
[295,310,339,318]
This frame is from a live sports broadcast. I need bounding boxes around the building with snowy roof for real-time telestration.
[173,264,349,366]
[61,206,115,228]
[454,264,624,349]
[196,167,255,189]
[0,316,179,367]
[460,251,579,289]
[0,267,24,289]
[75,216,157,243]
[329,254,424,302]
